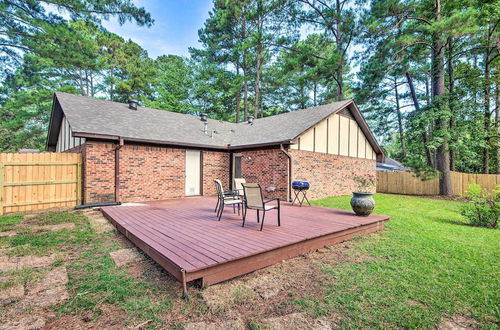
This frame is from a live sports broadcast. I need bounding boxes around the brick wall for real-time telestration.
[239,148,289,200]
[289,149,376,200]
[119,145,185,202]
[202,151,230,195]
[71,141,231,204]
[71,141,375,204]
[84,142,116,203]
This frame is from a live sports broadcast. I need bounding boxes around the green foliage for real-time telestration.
[461,183,499,228]
[145,55,193,113]
[0,0,498,177]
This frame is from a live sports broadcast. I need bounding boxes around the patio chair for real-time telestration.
[234,178,246,195]
[213,179,238,213]
[241,183,280,231]
[214,179,244,221]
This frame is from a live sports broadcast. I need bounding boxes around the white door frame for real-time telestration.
[232,153,242,189]
[185,150,201,196]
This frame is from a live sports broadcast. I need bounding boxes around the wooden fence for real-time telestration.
[0,153,82,215]
[377,171,500,196]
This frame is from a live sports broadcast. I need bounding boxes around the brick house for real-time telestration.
[46,92,383,205]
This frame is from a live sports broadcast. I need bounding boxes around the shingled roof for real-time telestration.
[47,92,382,154]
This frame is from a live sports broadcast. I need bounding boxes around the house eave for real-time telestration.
[73,132,231,150]
[73,132,292,151]
[227,141,292,150]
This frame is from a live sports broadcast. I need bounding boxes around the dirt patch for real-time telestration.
[0,314,47,330]
[184,319,246,330]
[110,248,142,267]
[0,231,16,237]
[39,223,75,231]
[23,214,38,221]
[438,315,479,330]
[16,254,56,270]
[261,312,339,330]
[86,211,114,233]
[27,266,68,294]
[21,286,69,308]
[0,284,24,306]
[44,303,128,329]
[0,256,17,271]
[197,243,355,325]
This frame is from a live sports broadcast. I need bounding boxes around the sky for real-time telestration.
[102,0,214,58]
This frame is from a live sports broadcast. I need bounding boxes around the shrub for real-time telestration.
[460,183,499,228]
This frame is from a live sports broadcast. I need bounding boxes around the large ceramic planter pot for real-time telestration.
[350,192,375,216]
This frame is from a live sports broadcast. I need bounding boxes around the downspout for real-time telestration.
[115,137,124,203]
[280,144,293,202]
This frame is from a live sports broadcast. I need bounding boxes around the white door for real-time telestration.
[185,150,201,196]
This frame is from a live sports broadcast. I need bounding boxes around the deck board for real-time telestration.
[101,197,390,289]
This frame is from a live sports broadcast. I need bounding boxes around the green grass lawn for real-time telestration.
[1,195,498,328]
[305,193,500,328]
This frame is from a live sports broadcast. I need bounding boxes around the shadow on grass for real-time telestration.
[432,217,478,227]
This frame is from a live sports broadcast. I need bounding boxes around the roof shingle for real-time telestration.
[49,92,379,153]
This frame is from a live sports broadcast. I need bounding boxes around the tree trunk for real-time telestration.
[90,73,95,97]
[483,26,493,174]
[78,68,85,96]
[425,75,430,105]
[85,71,89,96]
[242,14,248,120]
[496,84,499,174]
[335,0,343,101]
[254,0,263,118]
[235,65,242,123]
[432,0,452,195]
[406,71,434,168]
[254,49,261,118]
[313,82,317,106]
[394,78,406,158]
[447,37,456,171]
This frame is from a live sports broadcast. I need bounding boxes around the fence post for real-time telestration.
[76,155,82,206]
[0,163,4,216]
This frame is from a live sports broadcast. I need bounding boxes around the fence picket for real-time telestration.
[0,153,82,215]
[377,171,499,195]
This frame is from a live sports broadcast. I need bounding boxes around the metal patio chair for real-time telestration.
[234,178,246,195]
[241,183,280,231]
[213,179,238,213]
[214,179,243,221]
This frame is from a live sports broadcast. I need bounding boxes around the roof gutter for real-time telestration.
[73,132,293,151]
[115,138,124,203]
[280,144,293,202]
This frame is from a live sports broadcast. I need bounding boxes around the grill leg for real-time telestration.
[292,189,300,206]
[303,191,311,206]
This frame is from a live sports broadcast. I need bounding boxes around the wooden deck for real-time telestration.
[101,197,390,295]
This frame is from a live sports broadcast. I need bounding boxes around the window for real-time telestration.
[234,156,242,178]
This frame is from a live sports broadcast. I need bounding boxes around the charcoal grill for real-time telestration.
[291,181,311,207]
